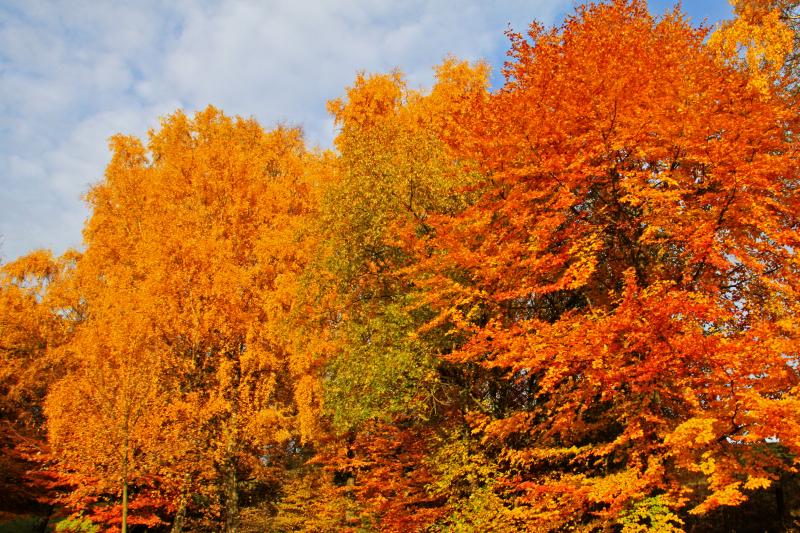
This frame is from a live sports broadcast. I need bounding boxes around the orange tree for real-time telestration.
[0,250,81,517]
[45,280,176,531]
[46,107,314,532]
[0,250,81,430]
[410,0,800,529]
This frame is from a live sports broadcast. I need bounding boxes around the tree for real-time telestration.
[47,107,314,531]
[709,0,799,92]
[45,289,175,531]
[413,0,800,528]
[286,61,491,530]
[0,250,81,429]
[0,250,81,520]
[301,60,490,430]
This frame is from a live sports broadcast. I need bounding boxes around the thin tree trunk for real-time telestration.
[170,499,185,533]
[222,351,241,533]
[122,430,129,533]
[222,450,239,533]
[221,406,240,533]
[36,506,53,533]
[170,473,191,533]
[122,479,128,533]
[776,474,786,529]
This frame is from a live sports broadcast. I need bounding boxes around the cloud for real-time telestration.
[0,0,728,262]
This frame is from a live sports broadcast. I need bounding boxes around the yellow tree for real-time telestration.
[45,298,171,531]
[0,250,81,429]
[709,0,798,91]
[48,106,314,532]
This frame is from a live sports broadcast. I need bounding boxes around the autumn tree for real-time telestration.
[278,60,494,530]
[300,65,481,433]
[47,107,314,532]
[410,0,800,529]
[709,0,799,95]
[0,250,81,519]
[710,0,800,92]
[45,286,175,531]
[0,250,82,427]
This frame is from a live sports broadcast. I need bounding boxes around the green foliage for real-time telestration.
[618,496,684,532]
[427,430,525,532]
[54,514,99,533]
[324,298,440,430]
[432,486,520,533]
[428,430,497,499]
[311,66,483,438]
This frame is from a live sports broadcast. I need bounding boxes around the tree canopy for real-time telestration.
[2,1,800,531]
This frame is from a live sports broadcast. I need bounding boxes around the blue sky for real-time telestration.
[0,0,731,262]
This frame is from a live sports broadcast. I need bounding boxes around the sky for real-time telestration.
[0,0,732,263]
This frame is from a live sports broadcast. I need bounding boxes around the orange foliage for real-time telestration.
[0,251,81,516]
[412,0,800,527]
[44,107,315,531]
[5,2,800,531]
[313,421,446,532]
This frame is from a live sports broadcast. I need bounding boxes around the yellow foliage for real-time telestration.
[709,0,794,92]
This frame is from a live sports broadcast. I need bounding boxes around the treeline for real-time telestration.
[3,1,800,531]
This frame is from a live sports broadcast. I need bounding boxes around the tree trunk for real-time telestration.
[776,475,786,529]
[222,452,239,533]
[221,406,240,533]
[222,352,241,533]
[170,474,191,533]
[122,479,128,533]
[122,432,129,533]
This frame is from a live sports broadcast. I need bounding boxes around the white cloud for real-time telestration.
[5,0,678,261]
